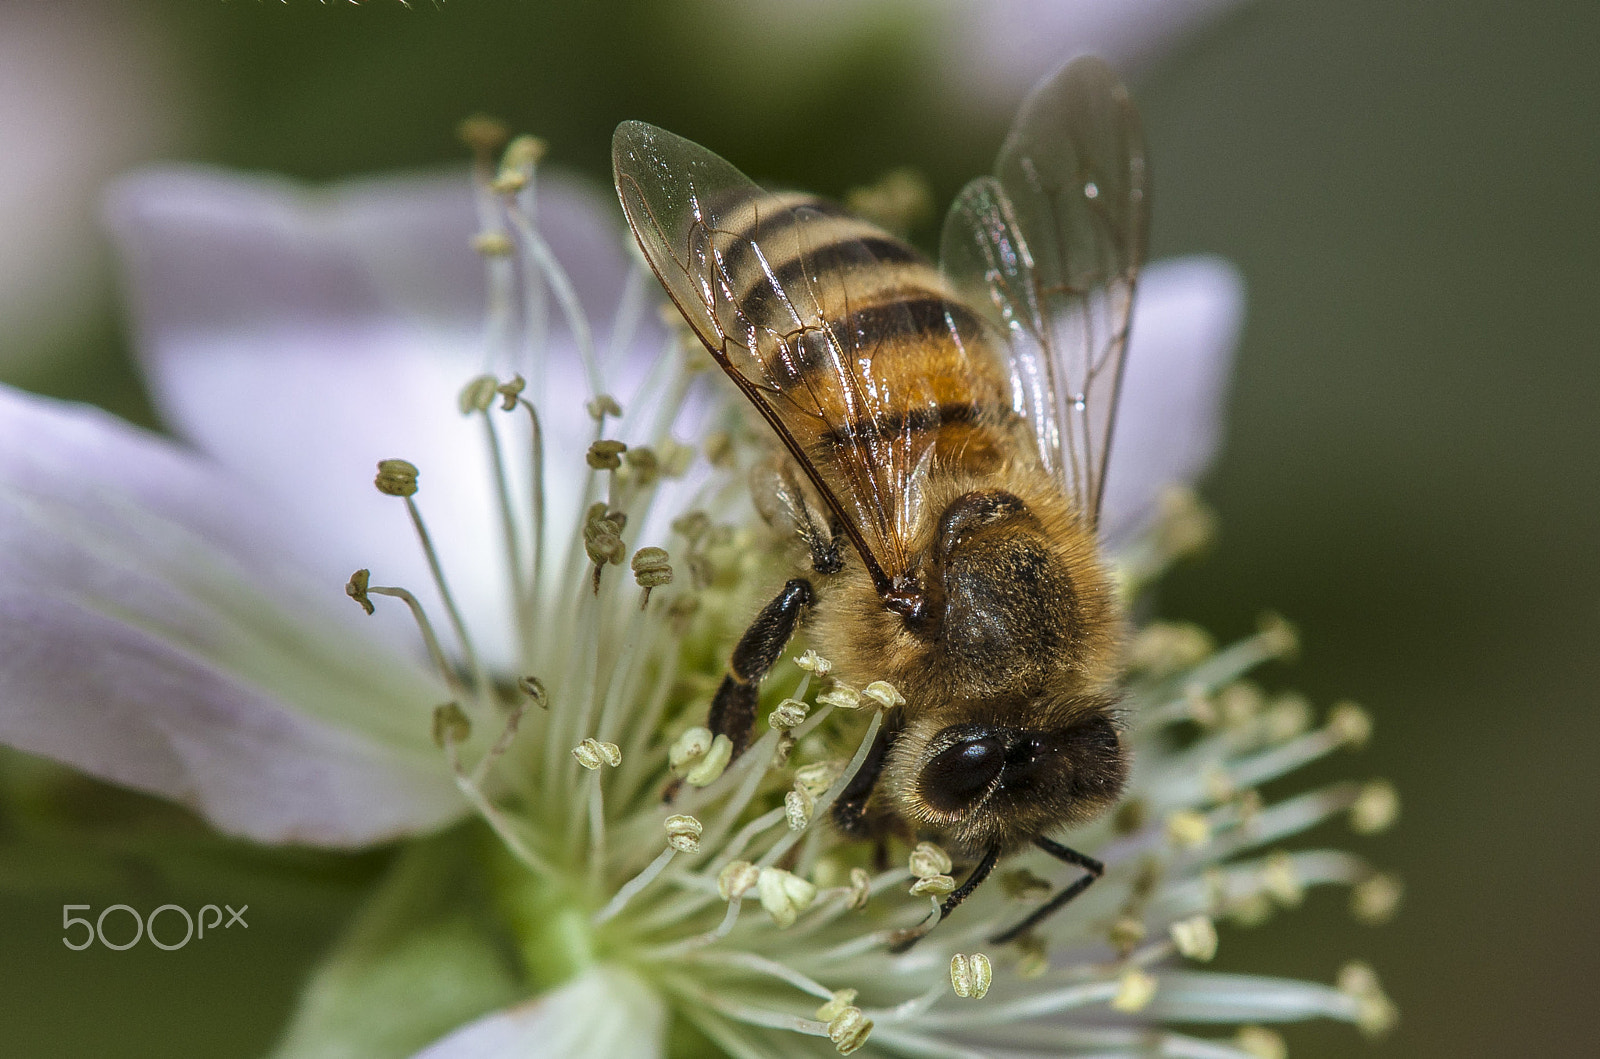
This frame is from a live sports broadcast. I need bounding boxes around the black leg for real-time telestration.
[887,845,1002,953]
[706,578,813,758]
[989,836,1104,945]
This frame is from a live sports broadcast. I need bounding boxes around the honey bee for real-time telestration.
[614,56,1147,947]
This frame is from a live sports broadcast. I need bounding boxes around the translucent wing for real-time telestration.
[940,56,1149,526]
[614,121,1008,601]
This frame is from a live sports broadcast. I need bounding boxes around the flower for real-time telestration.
[0,121,1396,1057]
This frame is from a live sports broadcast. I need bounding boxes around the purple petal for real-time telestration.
[1101,255,1245,544]
[0,384,461,846]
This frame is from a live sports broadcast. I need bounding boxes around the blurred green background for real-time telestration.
[1,0,1595,1056]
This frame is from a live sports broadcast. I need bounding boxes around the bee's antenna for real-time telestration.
[990,836,1104,945]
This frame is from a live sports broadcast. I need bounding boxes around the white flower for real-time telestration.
[0,125,1396,1058]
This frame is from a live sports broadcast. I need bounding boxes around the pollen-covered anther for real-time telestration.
[772,732,796,768]
[910,874,956,896]
[949,952,993,999]
[345,569,375,615]
[1351,872,1404,924]
[471,231,514,257]
[795,649,833,677]
[374,458,419,497]
[1218,681,1265,728]
[458,374,499,414]
[1337,961,1398,1036]
[431,702,471,749]
[908,841,953,879]
[495,374,525,410]
[846,867,871,910]
[814,989,858,1022]
[825,1005,872,1055]
[586,438,628,470]
[1235,1025,1288,1059]
[703,430,735,467]
[587,394,622,422]
[1263,850,1304,907]
[757,867,817,928]
[684,734,733,787]
[1014,935,1049,980]
[663,814,703,853]
[1170,915,1219,961]
[1201,764,1235,804]
[861,680,906,709]
[1262,692,1313,742]
[518,675,548,708]
[783,786,815,831]
[668,726,712,774]
[1350,780,1400,834]
[622,446,661,485]
[1109,968,1158,1013]
[631,548,672,601]
[501,133,547,172]
[717,860,760,901]
[1165,810,1212,849]
[817,682,863,710]
[572,738,621,770]
[1328,700,1374,748]
[768,697,809,730]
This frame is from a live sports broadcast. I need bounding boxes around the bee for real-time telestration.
[613,56,1148,947]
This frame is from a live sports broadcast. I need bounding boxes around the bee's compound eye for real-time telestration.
[922,736,1005,811]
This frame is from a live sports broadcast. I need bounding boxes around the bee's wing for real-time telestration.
[614,120,993,596]
[939,56,1149,527]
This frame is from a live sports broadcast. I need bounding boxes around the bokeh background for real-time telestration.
[1,0,1595,1056]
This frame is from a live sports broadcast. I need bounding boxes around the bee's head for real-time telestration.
[895,699,1127,855]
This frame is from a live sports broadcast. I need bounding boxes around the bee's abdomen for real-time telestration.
[715,191,1017,472]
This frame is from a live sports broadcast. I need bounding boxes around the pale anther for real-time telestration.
[703,430,734,467]
[587,439,627,470]
[910,874,956,896]
[457,113,508,153]
[432,702,471,749]
[622,446,660,485]
[668,726,712,775]
[502,133,547,171]
[1263,693,1313,742]
[1166,810,1211,849]
[846,867,871,910]
[772,732,796,768]
[374,459,419,497]
[458,374,499,414]
[518,675,548,708]
[861,680,905,709]
[657,437,694,477]
[1155,485,1217,558]
[1263,850,1304,907]
[1170,915,1219,961]
[587,394,622,421]
[583,503,627,567]
[1014,935,1049,980]
[1329,700,1374,748]
[757,867,817,928]
[794,649,833,676]
[631,547,672,588]
[949,952,992,999]
[1109,916,1146,953]
[816,682,862,710]
[717,860,760,901]
[1257,611,1300,659]
[672,511,711,542]
[813,989,858,1022]
[681,733,731,787]
[1129,621,1213,675]
[794,761,842,797]
[1352,872,1404,924]
[1235,1026,1288,1059]
[663,814,703,853]
[572,738,621,770]
[471,231,514,257]
[496,374,525,411]
[844,167,932,236]
[826,1005,871,1055]
[1219,682,1265,726]
[345,568,375,615]
[1337,961,1398,1037]
[1351,780,1400,833]
[768,698,808,730]
[908,841,952,879]
[784,787,814,831]
[1110,968,1157,1013]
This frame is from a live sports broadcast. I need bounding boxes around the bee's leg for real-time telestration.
[886,845,1002,953]
[706,578,815,759]
[988,837,1104,945]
